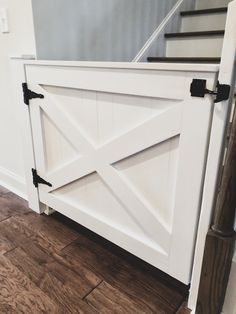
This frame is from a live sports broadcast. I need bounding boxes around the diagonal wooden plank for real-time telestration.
[47,157,95,192]
[40,92,93,154]
[42,90,181,164]
[37,88,173,251]
[97,164,171,251]
[98,103,182,166]
[47,104,181,193]
[39,190,168,264]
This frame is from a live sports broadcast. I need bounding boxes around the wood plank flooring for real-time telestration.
[0,186,190,313]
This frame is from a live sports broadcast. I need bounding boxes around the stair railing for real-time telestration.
[132,0,187,62]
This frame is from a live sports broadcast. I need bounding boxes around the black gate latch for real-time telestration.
[22,83,44,105]
[32,169,52,188]
[190,79,230,103]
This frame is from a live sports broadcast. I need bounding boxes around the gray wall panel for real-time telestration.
[32,0,185,61]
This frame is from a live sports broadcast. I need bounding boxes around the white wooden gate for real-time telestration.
[23,61,218,284]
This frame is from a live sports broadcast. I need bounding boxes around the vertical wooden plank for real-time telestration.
[97,92,114,145]
[169,75,215,284]
[9,58,41,213]
[29,101,47,174]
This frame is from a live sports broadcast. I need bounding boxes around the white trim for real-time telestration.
[17,59,220,73]
[132,0,185,62]
[9,58,41,213]
[29,0,38,60]
[0,166,27,200]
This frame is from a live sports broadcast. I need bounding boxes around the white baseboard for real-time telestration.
[0,166,27,200]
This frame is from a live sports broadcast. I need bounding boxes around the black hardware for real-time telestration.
[22,83,44,105]
[190,79,230,103]
[32,168,52,188]
[214,83,231,103]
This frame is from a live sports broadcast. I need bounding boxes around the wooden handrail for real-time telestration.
[132,0,185,62]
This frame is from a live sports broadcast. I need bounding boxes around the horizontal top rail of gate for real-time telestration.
[20,60,220,102]
[21,59,220,73]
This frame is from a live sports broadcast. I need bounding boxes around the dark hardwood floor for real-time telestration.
[0,186,190,313]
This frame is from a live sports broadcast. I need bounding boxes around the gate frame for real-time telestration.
[11,58,230,312]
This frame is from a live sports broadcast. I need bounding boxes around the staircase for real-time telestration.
[148,0,231,63]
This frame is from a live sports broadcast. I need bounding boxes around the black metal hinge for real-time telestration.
[22,83,44,106]
[32,169,52,188]
[190,79,231,103]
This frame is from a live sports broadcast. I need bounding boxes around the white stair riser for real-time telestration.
[195,0,232,10]
[166,36,224,58]
[181,13,227,32]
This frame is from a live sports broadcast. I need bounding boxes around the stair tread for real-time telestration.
[147,57,221,63]
[180,7,227,16]
[165,30,225,38]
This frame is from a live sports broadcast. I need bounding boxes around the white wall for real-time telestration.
[0,0,36,197]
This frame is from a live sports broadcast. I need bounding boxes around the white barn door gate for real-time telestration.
[23,62,218,284]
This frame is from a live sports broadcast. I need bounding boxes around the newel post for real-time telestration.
[196,106,236,314]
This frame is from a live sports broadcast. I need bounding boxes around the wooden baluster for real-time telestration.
[196,104,236,314]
